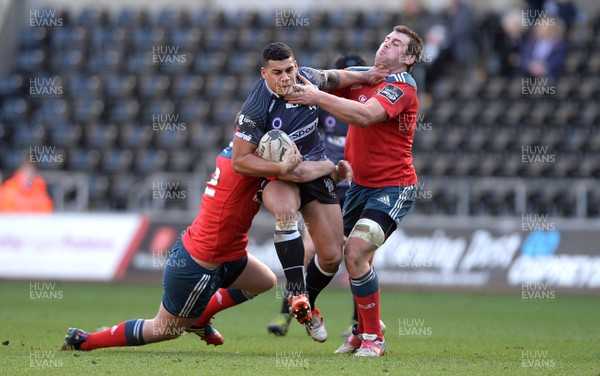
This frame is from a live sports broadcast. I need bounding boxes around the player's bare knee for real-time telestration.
[260,269,277,292]
[316,251,341,273]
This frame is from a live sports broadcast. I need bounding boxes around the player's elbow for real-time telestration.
[231,158,246,175]
[352,114,375,128]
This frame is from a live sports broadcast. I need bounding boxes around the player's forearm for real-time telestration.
[323,69,364,90]
[232,153,288,177]
[313,91,377,128]
[278,160,335,183]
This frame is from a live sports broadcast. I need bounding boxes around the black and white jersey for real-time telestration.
[234,67,328,161]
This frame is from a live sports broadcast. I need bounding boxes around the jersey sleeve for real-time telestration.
[298,66,327,89]
[372,82,415,119]
[234,86,269,145]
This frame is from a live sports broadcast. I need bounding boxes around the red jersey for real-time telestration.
[182,146,262,263]
[339,72,419,188]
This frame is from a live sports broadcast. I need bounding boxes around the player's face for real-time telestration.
[375,31,416,72]
[261,57,298,96]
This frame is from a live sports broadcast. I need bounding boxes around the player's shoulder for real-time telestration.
[386,72,417,88]
[239,80,271,125]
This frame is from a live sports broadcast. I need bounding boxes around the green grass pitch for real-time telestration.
[1,281,598,375]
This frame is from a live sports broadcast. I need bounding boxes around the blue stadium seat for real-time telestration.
[154,8,188,29]
[47,123,82,148]
[137,75,171,100]
[15,49,46,72]
[1,98,29,122]
[176,100,210,124]
[114,8,149,29]
[106,99,140,124]
[101,148,134,174]
[170,28,202,51]
[50,50,84,72]
[87,49,124,73]
[85,123,118,149]
[170,74,203,100]
[134,149,168,174]
[72,98,104,124]
[66,74,102,98]
[105,73,137,99]
[90,27,128,50]
[77,7,108,28]
[11,123,47,147]
[19,27,48,48]
[67,148,101,172]
[119,123,153,150]
[192,51,226,75]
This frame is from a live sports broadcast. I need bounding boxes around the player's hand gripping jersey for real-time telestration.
[235,67,328,162]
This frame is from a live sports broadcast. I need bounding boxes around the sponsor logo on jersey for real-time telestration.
[359,95,367,103]
[350,84,363,90]
[288,118,318,141]
[238,113,256,127]
[378,84,404,104]
[235,130,252,142]
[286,103,299,109]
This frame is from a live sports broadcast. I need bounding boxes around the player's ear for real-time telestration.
[403,54,416,66]
[260,67,267,79]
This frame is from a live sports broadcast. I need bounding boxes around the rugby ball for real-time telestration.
[258,130,294,162]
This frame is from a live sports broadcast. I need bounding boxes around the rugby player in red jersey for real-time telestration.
[286,25,424,356]
[60,142,346,351]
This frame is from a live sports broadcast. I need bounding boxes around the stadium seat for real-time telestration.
[114,8,149,29]
[167,149,195,172]
[134,149,168,174]
[119,123,154,151]
[15,49,46,73]
[90,27,128,50]
[77,7,108,28]
[67,148,101,172]
[105,74,137,99]
[11,123,47,148]
[171,75,203,100]
[203,28,237,51]
[106,99,140,124]
[72,98,104,124]
[47,123,82,148]
[50,50,85,72]
[19,27,48,48]
[85,124,118,149]
[101,148,134,174]
[154,8,188,29]
[50,26,86,51]
[1,98,29,122]
[176,99,210,124]
[237,29,272,51]
[170,28,202,52]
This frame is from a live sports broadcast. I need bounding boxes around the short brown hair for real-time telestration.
[394,25,423,73]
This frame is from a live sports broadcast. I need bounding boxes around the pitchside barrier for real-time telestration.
[1,212,598,294]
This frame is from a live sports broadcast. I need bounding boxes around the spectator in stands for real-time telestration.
[422,0,477,91]
[493,8,527,77]
[520,17,568,81]
[544,0,579,36]
[0,159,53,213]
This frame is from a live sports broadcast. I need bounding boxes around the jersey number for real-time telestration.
[204,167,220,197]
